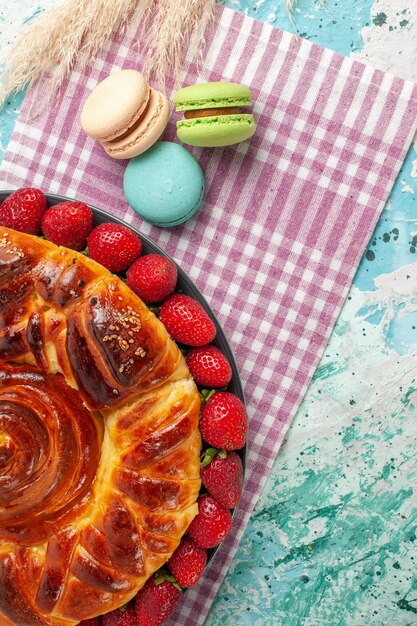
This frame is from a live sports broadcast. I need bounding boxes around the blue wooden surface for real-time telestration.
[1,1,417,624]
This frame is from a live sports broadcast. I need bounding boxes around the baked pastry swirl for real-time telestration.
[0,227,201,625]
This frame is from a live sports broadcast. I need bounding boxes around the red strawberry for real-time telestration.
[167,536,207,588]
[199,391,247,450]
[159,294,216,346]
[135,574,182,626]
[186,345,232,388]
[187,494,232,549]
[41,201,93,250]
[87,223,142,273]
[201,449,243,509]
[102,603,136,626]
[78,618,101,626]
[0,188,46,234]
[127,254,177,303]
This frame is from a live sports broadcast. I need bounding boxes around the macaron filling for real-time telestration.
[175,96,251,111]
[107,88,164,144]
[184,107,243,119]
[107,107,150,143]
[178,98,252,127]
[103,89,169,156]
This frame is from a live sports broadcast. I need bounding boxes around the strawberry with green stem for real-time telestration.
[201,448,243,509]
[199,391,248,450]
[135,572,182,626]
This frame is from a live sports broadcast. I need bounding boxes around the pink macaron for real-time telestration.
[80,69,170,159]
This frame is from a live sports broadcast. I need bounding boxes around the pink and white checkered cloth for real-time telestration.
[2,4,417,624]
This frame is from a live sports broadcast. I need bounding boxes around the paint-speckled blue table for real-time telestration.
[1,1,417,624]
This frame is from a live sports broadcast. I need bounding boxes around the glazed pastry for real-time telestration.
[80,69,170,159]
[0,228,201,625]
[174,82,256,147]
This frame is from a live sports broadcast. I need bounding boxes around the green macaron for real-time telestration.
[174,82,256,148]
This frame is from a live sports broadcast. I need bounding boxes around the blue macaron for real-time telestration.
[123,141,205,227]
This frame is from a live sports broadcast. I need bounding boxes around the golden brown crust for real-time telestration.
[0,228,201,625]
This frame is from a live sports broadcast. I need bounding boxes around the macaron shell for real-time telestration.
[177,114,256,147]
[151,186,205,226]
[102,89,170,159]
[174,81,252,110]
[123,142,205,226]
[80,69,150,141]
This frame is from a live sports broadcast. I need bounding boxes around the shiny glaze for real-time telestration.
[0,234,180,409]
[0,364,102,538]
[0,228,201,625]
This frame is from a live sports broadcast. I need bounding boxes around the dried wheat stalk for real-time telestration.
[142,0,215,85]
[0,0,215,109]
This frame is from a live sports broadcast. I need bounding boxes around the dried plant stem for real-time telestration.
[284,0,298,25]
[0,0,215,109]
[0,0,140,108]
[142,0,216,84]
